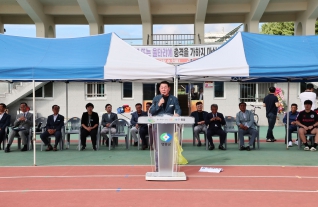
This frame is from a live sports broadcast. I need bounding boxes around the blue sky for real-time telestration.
[3,24,244,45]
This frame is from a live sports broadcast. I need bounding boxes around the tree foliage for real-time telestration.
[261,21,318,35]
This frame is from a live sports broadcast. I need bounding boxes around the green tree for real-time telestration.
[261,21,318,35]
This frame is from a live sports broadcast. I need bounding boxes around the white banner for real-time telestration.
[134,44,222,64]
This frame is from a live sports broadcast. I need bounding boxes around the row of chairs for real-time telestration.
[3,116,314,151]
[192,116,260,150]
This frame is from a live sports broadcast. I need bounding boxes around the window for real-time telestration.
[300,82,307,93]
[122,82,133,98]
[240,83,273,102]
[27,82,53,98]
[143,84,156,100]
[85,82,106,98]
[214,82,224,98]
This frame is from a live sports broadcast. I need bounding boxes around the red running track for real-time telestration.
[0,165,317,207]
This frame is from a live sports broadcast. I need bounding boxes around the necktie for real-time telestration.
[24,113,26,117]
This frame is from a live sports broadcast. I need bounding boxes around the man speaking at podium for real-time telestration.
[150,81,182,116]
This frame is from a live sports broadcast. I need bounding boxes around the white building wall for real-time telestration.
[4,81,309,126]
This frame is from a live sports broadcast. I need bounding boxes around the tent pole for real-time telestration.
[66,81,69,122]
[174,65,178,98]
[65,81,69,148]
[286,80,290,150]
[33,80,36,166]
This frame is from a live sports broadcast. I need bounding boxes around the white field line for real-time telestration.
[0,188,318,193]
[0,175,318,179]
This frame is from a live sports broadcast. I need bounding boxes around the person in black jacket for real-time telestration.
[40,105,64,151]
[205,104,226,150]
[80,103,99,151]
[190,101,208,146]
[0,103,11,149]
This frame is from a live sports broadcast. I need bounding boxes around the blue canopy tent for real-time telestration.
[177,32,318,149]
[0,33,175,81]
[0,33,175,165]
[177,32,318,82]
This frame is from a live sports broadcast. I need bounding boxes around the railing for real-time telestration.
[0,82,23,95]
[152,34,195,45]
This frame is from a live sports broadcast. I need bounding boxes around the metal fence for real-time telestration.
[152,34,195,45]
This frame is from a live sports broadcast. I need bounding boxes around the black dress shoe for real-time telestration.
[218,145,226,150]
[273,139,277,142]
[133,142,138,146]
[208,144,215,150]
[246,146,251,151]
[240,146,246,151]
[5,147,10,153]
[45,145,53,151]
[81,146,86,151]
[93,147,97,151]
[197,142,202,147]
[21,145,27,151]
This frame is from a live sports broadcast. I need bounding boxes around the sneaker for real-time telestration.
[304,146,310,151]
[310,147,316,151]
[294,140,298,146]
[288,141,293,147]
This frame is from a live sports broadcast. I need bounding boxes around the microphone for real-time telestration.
[160,94,165,107]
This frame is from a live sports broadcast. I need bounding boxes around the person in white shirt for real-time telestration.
[299,83,317,110]
[198,87,204,100]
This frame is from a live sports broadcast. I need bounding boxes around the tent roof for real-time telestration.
[0,33,175,81]
[177,32,318,82]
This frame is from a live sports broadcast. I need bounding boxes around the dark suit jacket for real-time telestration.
[46,114,64,131]
[191,111,208,127]
[131,111,148,127]
[150,94,182,116]
[0,113,11,130]
[101,112,118,127]
[205,112,226,130]
[81,112,99,127]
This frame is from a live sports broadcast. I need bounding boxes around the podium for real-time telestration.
[138,115,194,181]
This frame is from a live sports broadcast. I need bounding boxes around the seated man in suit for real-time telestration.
[5,102,33,152]
[205,104,226,150]
[80,103,99,151]
[236,102,258,151]
[191,101,208,146]
[150,81,181,116]
[40,105,65,151]
[0,103,11,150]
[283,103,299,147]
[130,103,148,149]
[101,104,118,146]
